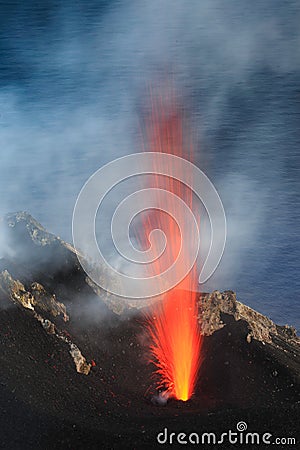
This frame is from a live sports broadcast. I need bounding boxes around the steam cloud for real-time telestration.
[0,1,299,326]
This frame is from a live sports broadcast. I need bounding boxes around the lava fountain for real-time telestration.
[140,93,202,401]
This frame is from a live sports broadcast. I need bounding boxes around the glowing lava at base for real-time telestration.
[142,93,202,401]
[148,289,201,401]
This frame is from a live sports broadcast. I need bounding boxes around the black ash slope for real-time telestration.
[0,212,299,449]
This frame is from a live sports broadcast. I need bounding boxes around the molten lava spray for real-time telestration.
[142,93,202,401]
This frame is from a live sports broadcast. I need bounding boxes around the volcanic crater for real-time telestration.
[0,212,299,449]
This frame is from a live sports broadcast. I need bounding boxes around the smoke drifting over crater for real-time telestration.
[0,1,299,327]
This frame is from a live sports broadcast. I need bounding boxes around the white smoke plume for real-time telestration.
[0,1,299,326]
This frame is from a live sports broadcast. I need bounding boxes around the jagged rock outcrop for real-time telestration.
[0,269,91,375]
[0,270,68,320]
[198,289,298,344]
[0,211,128,314]
[0,212,299,449]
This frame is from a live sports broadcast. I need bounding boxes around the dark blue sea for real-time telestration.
[0,1,299,329]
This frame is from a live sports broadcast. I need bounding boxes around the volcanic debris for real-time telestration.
[0,212,299,449]
[0,269,91,375]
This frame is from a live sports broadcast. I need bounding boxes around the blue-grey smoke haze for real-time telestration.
[0,1,299,327]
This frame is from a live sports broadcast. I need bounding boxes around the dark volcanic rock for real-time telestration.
[0,212,299,449]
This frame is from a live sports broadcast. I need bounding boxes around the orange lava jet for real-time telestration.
[149,289,201,401]
[141,92,202,401]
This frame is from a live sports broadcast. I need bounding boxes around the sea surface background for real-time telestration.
[0,1,299,329]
